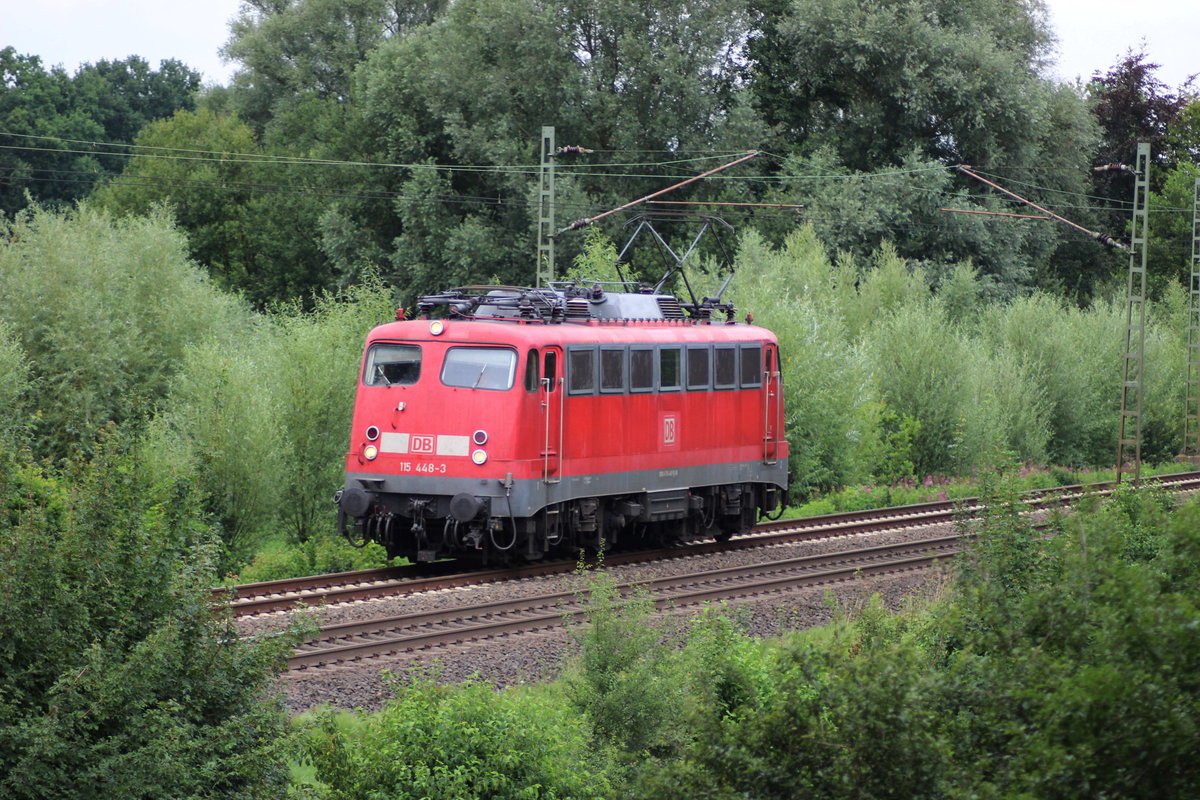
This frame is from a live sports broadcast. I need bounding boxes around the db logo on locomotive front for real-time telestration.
[410,435,435,454]
[661,414,679,451]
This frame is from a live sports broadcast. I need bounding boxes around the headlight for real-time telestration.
[472,429,488,445]
[364,445,379,461]
[471,449,488,465]
[429,320,445,335]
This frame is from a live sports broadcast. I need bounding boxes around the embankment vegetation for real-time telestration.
[295,484,1200,799]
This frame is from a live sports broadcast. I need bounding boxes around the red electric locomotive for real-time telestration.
[335,284,788,563]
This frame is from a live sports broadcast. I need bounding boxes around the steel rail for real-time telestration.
[288,536,960,669]
[229,471,1200,617]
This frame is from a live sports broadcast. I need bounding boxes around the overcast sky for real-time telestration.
[5,0,1197,90]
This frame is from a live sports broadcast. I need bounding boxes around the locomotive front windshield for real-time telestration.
[441,347,517,390]
[363,343,421,386]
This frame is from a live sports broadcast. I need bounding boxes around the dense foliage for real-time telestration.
[296,486,1200,799]
[0,203,1191,558]
[728,227,1187,498]
[0,434,300,799]
[0,205,251,461]
[6,0,1194,306]
[0,49,199,215]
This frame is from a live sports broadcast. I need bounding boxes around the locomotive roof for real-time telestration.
[367,285,776,345]
[415,285,740,324]
[367,315,777,347]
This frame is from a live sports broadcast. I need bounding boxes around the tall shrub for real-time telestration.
[145,279,396,562]
[0,323,30,448]
[956,341,1052,470]
[268,279,396,543]
[0,205,250,460]
[302,671,610,800]
[141,333,285,563]
[866,303,971,475]
[731,228,877,496]
[0,435,297,799]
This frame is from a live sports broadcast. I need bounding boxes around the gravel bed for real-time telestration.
[265,520,959,713]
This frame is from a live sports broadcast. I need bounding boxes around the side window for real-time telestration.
[740,344,762,388]
[658,347,681,391]
[363,343,421,386]
[568,348,596,394]
[524,349,539,393]
[600,347,625,393]
[714,346,736,389]
[630,348,654,393]
[544,351,558,392]
[686,346,710,390]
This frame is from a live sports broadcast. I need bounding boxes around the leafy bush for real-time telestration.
[730,228,876,497]
[300,670,610,800]
[0,433,300,799]
[145,278,395,566]
[233,533,392,584]
[0,322,30,448]
[141,333,286,564]
[731,228,1185,485]
[930,486,1200,798]
[563,568,687,765]
[0,204,251,460]
[866,302,971,475]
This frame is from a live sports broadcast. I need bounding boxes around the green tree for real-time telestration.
[1148,99,1200,288]
[751,0,1057,168]
[0,49,200,214]
[747,0,1103,295]
[92,108,334,305]
[221,0,448,134]
[215,0,766,300]
[1088,51,1194,268]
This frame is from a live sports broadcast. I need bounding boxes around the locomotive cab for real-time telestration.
[339,322,546,562]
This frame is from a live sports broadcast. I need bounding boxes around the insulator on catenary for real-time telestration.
[1092,163,1132,173]
[1092,231,1129,251]
[556,145,594,155]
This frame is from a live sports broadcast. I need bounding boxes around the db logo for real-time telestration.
[663,416,677,445]
[411,435,435,454]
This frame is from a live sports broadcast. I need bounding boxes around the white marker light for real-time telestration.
[471,449,488,465]
[364,445,379,461]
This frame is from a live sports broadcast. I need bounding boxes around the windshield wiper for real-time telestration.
[375,365,392,386]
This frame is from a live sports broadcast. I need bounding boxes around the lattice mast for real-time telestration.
[1184,177,1200,459]
[536,126,556,287]
[1116,142,1151,483]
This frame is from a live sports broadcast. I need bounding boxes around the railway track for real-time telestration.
[289,535,960,670]
[224,470,1200,618]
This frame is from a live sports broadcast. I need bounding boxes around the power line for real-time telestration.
[0,131,749,175]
